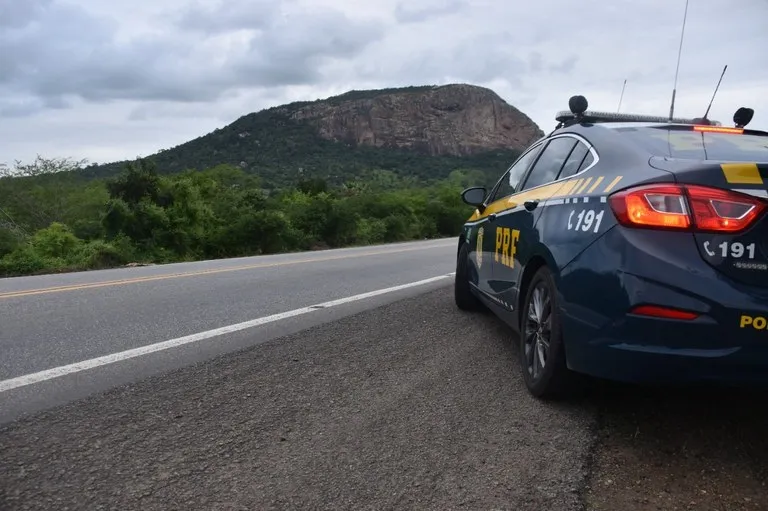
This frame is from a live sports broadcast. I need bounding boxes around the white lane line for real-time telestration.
[0,273,456,393]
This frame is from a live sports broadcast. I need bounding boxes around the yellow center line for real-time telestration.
[0,243,452,300]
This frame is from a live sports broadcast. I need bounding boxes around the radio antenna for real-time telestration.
[702,64,727,121]
[617,79,627,113]
[668,0,690,121]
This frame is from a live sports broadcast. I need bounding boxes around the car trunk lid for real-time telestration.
[648,157,768,288]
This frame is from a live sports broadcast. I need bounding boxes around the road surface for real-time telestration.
[0,239,457,423]
[2,239,767,510]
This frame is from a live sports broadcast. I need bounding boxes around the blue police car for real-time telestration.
[454,96,768,399]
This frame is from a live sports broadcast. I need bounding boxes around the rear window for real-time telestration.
[614,126,768,162]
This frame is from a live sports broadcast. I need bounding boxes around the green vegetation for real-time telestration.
[0,154,509,278]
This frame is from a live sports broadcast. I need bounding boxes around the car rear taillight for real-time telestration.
[609,184,766,233]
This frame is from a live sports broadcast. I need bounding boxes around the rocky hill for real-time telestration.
[82,84,544,188]
[286,84,543,156]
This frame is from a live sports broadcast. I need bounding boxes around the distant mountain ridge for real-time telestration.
[82,84,545,188]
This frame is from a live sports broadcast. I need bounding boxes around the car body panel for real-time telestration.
[459,118,768,386]
[462,216,495,297]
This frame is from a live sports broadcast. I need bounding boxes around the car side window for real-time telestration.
[488,144,543,203]
[577,151,595,172]
[520,137,578,191]
[557,141,590,179]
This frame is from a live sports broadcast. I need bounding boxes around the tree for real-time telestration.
[0,155,92,231]
[106,158,161,205]
[0,155,88,179]
[297,177,328,196]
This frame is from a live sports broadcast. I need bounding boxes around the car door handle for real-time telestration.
[524,200,539,211]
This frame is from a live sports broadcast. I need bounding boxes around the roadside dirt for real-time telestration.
[584,383,768,511]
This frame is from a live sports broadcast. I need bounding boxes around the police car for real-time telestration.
[454,96,768,399]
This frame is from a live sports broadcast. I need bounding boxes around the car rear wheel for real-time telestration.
[455,243,482,311]
[519,266,575,399]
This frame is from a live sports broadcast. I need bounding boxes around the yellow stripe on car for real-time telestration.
[552,179,579,197]
[468,179,570,221]
[587,176,604,193]
[602,176,623,193]
[466,173,621,222]
[569,179,584,195]
[576,177,593,194]
[721,163,763,185]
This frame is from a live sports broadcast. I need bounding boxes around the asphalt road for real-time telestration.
[0,239,458,423]
[2,240,767,510]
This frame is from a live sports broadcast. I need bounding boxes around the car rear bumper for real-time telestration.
[565,314,768,385]
[558,226,768,385]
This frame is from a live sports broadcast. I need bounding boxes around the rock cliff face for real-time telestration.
[283,84,544,156]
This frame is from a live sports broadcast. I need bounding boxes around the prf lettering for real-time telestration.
[740,315,768,330]
[495,227,520,268]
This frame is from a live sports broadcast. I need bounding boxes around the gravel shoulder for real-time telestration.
[584,383,768,511]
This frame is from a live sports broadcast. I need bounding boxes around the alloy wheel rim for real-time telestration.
[524,283,551,381]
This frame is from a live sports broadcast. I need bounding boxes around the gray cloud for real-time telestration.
[0,92,71,118]
[449,37,527,85]
[528,52,544,74]
[0,0,766,165]
[548,56,579,75]
[394,0,465,23]
[175,0,283,33]
[232,8,385,86]
[0,98,44,118]
[0,0,386,109]
[0,0,51,28]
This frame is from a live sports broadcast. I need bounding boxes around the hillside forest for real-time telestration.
[0,151,517,278]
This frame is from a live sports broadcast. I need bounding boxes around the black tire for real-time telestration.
[519,266,577,399]
[455,243,482,311]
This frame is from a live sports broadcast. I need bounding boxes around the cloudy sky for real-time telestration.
[1,0,766,166]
